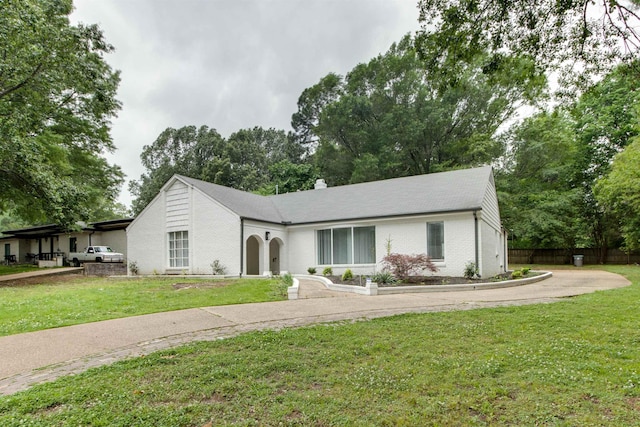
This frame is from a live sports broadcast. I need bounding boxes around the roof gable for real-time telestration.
[174,166,494,225]
[176,175,285,223]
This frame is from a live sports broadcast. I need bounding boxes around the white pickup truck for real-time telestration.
[69,246,124,266]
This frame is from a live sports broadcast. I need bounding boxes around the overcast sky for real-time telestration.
[71,0,421,207]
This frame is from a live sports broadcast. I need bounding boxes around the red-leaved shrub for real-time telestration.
[382,253,437,280]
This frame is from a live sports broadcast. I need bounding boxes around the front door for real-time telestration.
[246,236,260,275]
[269,239,280,275]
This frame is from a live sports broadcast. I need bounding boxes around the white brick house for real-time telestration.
[126,166,508,278]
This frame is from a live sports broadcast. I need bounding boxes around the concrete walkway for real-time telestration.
[0,269,630,396]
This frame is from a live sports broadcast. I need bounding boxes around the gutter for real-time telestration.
[284,207,483,227]
[239,217,244,277]
[473,211,479,277]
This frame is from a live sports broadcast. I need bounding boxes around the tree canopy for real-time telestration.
[498,61,640,254]
[417,0,640,92]
[0,0,123,227]
[292,34,545,186]
[129,126,311,214]
[595,135,640,250]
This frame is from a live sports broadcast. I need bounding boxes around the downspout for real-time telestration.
[239,217,244,277]
[473,211,479,277]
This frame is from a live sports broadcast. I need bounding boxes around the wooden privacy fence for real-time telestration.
[508,248,640,265]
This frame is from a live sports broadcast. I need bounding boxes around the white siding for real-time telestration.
[287,213,476,277]
[478,172,505,277]
[166,180,190,231]
[481,173,501,232]
[190,189,241,275]
[127,190,167,275]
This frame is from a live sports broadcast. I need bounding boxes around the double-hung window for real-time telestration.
[317,226,375,265]
[427,222,444,261]
[169,231,189,268]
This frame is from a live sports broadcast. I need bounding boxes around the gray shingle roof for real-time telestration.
[176,166,493,225]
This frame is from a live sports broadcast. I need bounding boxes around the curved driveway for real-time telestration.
[0,269,630,396]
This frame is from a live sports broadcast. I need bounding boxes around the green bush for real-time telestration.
[307,267,317,275]
[210,259,227,275]
[372,271,396,284]
[521,267,531,275]
[463,261,478,279]
[342,269,353,281]
[281,272,293,287]
[322,267,333,276]
[511,270,523,279]
[128,260,138,276]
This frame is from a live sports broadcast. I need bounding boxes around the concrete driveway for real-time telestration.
[0,269,630,396]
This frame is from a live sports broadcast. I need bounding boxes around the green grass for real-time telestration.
[0,264,40,276]
[1,266,639,425]
[0,276,288,337]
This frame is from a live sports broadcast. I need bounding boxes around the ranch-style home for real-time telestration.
[1,218,132,267]
[127,166,508,278]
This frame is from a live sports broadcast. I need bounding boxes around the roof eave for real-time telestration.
[283,207,483,227]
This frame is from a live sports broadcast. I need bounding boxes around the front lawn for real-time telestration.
[0,276,288,337]
[0,265,40,276]
[0,266,638,425]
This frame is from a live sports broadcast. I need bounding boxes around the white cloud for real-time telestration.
[71,0,420,207]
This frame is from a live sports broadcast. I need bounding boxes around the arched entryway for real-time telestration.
[269,238,281,275]
[246,235,260,275]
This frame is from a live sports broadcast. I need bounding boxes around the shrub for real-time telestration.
[521,267,531,275]
[128,260,138,276]
[381,253,437,281]
[464,261,478,279]
[371,271,396,284]
[342,269,353,281]
[307,267,317,275]
[281,272,293,286]
[322,267,333,276]
[511,270,523,279]
[210,259,227,275]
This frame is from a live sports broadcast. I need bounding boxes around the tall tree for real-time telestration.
[417,0,640,92]
[571,62,640,257]
[0,0,123,227]
[595,136,640,250]
[498,62,640,255]
[130,126,307,213]
[293,35,545,185]
[497,110,584,251]
[130,126,225,214]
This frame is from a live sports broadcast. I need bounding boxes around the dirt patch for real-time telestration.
[172,282,232,290]
[0,273,85,288]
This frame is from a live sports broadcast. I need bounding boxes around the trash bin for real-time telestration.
[573,255,584,267]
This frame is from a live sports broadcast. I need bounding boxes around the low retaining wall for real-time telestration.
[291,272,553,298]
[84,262,127,277]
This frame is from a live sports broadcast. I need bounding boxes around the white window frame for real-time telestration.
[426,222,444,261]
[168,230,189,268]
[316,226,376,265]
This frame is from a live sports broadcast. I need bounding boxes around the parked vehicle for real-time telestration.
[69,246,124,266]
